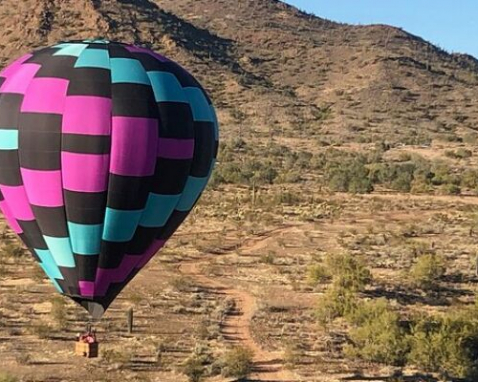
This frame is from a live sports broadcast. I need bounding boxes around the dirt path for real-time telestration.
[179,226,299,381]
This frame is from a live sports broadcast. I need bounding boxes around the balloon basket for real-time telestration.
[75,341,99,358]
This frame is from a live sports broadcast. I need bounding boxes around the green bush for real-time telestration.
[307,263,331,285]
[346,297,389,326]
[214,158,279,186]
[431,163,456,186]
[325,156,373,194]
[370,162,417,192]
[314,254,371,326]
[391,170,414,192]
[408,254,446,291]
[409,312,478,379]
[220,346,254,379]
[326,253,372,292]
[344,299,409,366]
[316,286,358,327]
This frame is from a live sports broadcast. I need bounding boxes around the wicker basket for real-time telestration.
[75,341,99,358]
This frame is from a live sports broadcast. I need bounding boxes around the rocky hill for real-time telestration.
[1,0,478,148]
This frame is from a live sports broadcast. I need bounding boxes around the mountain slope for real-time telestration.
[1,0,478,146]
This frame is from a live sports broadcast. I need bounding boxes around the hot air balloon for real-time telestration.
[0,40,219,319]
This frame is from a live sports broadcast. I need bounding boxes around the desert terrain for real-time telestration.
[2,1,478,381]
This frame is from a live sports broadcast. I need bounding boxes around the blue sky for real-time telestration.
[285,1,478,58]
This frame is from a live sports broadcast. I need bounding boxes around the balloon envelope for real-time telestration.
[0,40,218,318]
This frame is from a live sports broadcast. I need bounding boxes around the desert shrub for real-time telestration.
[431,162,457,186]
[312,105,333,121]
[50,296,67,329]
[32,263,46,282]
[0,372,18,382]
[278,170,302,183]
[307,263,331,285]
[101,348,131,365]
[325,156,373,194]
[368,157,467,194]
[183,342,217,381]
[230,108,246,122]
[391,170,414,192]
[155,342,166,365]
[464,133,478,144]
[0,261,7,278]
[314,254,371,326]
[440,133,463,143]
[260,251,275,265]
[183,356,206,382]
[344,299,409,366]
[408,254,446,291]
[371,162,417,192]
[170,276,195,292]
[409,312,478,379]
[408,254,446,290]
[316,286,358,327]
[461,169,478,190]
[410,176,433,193]
[326,253,372,292]
[127,291,144,306]
[347,297,389,326]
[442,183,461,195]
[445,148,472,159]
[2,244,24,258]
[401,132,432,146]
[397,152,412,162]
[15,352,31,365]
[214,159,279,186]
[220,346,254,379]
[30,323,51,339]
[283,342,304,370]
[273,190,304,205]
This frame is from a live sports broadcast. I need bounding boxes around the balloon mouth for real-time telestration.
[71,297,107,320]
[81,302,106,320]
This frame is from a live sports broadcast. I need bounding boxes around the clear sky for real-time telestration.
[285,1,478,58]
